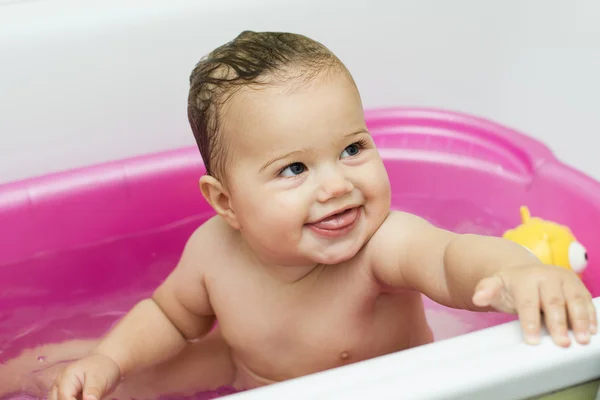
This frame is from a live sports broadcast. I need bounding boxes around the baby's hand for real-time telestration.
[472,264,597,347]
[49,353,121,400]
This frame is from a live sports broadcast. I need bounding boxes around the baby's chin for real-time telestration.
[306,220,374,264]
[305,241,365,266]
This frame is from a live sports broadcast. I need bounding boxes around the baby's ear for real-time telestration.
[199,175,240,230]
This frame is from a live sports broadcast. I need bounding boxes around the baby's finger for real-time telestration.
[56,371,81,400]
[540,279,570,347]
[48,385,58,400]
[563,279,592,344]
[512,281,542,344]
[57,385,78,400]
[83,372,107,400]
[588,299,598,334]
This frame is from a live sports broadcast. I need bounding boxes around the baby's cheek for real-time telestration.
[255,197,295,225]
[364,173,392,216]
[272,202,304,227]
[365,170,390,198]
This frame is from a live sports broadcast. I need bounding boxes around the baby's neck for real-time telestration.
[260,262,324,284]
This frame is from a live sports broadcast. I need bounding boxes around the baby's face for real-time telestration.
[222,70,391,266]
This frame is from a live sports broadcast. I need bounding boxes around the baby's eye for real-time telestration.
[340,143,361,158]
[280,162,306,177]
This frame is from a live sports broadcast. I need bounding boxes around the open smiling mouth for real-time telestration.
[306,207,360,237]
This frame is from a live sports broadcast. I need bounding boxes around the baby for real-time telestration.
[50,31,596,399]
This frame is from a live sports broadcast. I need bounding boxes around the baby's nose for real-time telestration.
[317,171,353,202]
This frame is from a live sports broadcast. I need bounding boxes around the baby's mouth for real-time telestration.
[308,207,359,231]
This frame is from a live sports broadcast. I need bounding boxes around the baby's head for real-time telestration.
[188,31,390,268]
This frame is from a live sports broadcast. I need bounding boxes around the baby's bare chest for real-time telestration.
[206,264,429,380]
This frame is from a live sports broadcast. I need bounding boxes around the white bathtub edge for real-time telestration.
[226,296,600,399]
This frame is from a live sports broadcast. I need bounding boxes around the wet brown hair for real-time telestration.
[187,30,346,180]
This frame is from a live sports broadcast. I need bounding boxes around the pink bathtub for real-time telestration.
[1,108,600,399]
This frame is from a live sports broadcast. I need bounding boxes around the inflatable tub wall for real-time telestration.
[1,108,600,399]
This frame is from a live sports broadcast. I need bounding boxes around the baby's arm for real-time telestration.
[51,227,215,400]
[370,212,596,346]
[371,211,537,311]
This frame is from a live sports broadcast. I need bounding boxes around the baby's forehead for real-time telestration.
[220,86,302,139]
[218,69,362,163]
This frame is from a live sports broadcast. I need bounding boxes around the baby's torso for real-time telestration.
[202,219,433,387]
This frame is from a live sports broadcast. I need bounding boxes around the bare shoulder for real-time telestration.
[169,215,237,289]
[367,211,432,252]
[152,215,233,321]
[366,211,449,288]
[182,215,235,267]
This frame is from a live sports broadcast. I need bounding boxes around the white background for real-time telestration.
[1,0,599,184]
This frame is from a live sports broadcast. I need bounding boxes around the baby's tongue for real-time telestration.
[311,208,354,230]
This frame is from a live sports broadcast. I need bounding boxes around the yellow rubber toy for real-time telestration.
[502,206,588,276]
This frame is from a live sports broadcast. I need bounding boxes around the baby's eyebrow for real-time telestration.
[344,129,370,138]
[260,149,306,172]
